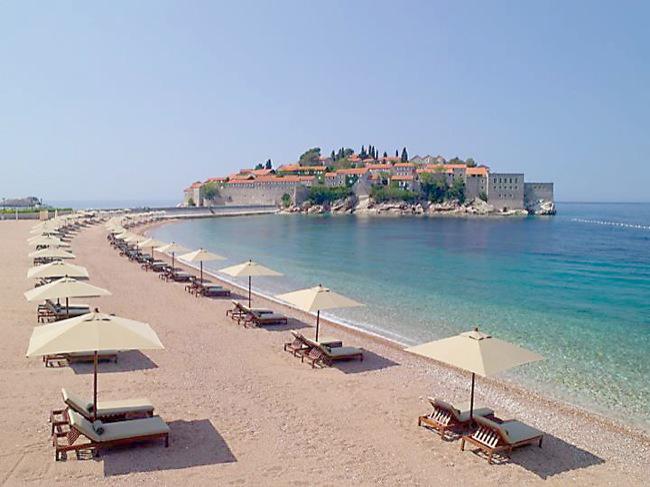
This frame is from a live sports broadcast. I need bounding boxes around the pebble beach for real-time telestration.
[1,219,649,485]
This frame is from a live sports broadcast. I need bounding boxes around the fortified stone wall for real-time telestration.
[524,183,554,206]
[216,185,307,207]
[488,173,525,210]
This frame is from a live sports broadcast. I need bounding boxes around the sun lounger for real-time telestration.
[171,270,192,282]
[54,410,169,461]
[301,339,363,368]
[418,397,494,440]
[227,300,273,322]
[200,284,230,297]
[283,331,311,356]
[460,415,543,464]
[243,309,288,327]
[51,389,154,432]
[44,351,118,367]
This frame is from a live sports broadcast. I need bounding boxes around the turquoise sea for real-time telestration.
[150,203,650,430]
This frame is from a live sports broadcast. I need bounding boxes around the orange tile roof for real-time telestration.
[394,163,415,168]
[325,172,341,178]
[250,168,274,176]
[443,164,467,170]
[337,167,369,175]
[391,175,414,181]
[466,167,489,176]
[365,163,391,170]
[206,177,227,182]
[278,164,326,172]
[226,175,315,185]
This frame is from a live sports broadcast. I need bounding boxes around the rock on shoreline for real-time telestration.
[280,197,555,217]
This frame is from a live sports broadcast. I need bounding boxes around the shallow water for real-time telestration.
[151,203,650,430]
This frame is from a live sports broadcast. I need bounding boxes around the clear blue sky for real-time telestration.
[1,0,648,203]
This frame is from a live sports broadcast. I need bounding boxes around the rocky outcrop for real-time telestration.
[526,199,556,215]
[282,196,529,217]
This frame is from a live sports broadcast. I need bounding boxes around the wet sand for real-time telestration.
[1,219,648,485]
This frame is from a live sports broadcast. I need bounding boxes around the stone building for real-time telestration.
[488,173,525,210]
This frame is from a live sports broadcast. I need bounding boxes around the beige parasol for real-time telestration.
[276,284,362,340]
[220,260,282,307]
[406,328,543,419]
[26,311,164,420]
[27,261,89,280]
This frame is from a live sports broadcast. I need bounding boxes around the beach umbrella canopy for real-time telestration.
[24,277,111,317]
[276,284,363,340]
[123,234,148,244]
[220,260,282,307]
[26,311,164,420]
[155,242,188,269]
[179,248,226,283]
[27,235,70,248]
[406,328,543,419]
[137,238,167,259]
[28,248,76,260]
[27,261,89,280]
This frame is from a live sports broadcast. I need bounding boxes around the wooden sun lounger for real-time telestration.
[243,309,288,328]
[54,410,169,461]
[460,415,543,464]
[283,331,312,356]
[44,351,118,367]
[418,397,494,440]
[51,389,154,434]
[226,300,273,322]
[300,339,363,368]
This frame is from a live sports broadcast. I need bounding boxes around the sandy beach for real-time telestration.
[1,219,649,486]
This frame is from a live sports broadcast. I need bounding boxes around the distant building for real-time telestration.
[2,196,41,208]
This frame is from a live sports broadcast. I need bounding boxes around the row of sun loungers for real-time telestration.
[284,330,363,368]
[418,397,543,463]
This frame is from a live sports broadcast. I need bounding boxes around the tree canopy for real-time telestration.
[298,147,322,165]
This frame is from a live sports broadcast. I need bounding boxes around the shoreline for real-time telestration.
[140,217,650,444]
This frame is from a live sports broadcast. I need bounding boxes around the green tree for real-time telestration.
[370,185,418,203]
[298,147,322,165]
[419,172,448,203]
[281,193,292,207]
[187,197,195,207]
[265,159,272,169]
[202,181,220,200]
[308,185,353,205]
[330,150,336,161]
[401,147,409,162]
[479,191,488,202]
[360,145,367,159]
[448,178,466,203]
[465,157,476,167]
[448,156,464,165]
[254,163,264,170]
[395,149,399,157]
[383,151,388,158]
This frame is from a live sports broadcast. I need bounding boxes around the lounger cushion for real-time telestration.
[95,398,154,417]
[254,313,286,321]
[430,398,494,422]
[325,346,362,357]
[69,410,169,443]
[62,388,93,414]
[62,388,154,417]
[92,420,105,435]
[475,416,542,444]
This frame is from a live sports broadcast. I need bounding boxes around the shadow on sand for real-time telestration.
[70,350,158,374]
[102,419,236,476]
[334,349,400,374]
[463,432,605,479]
